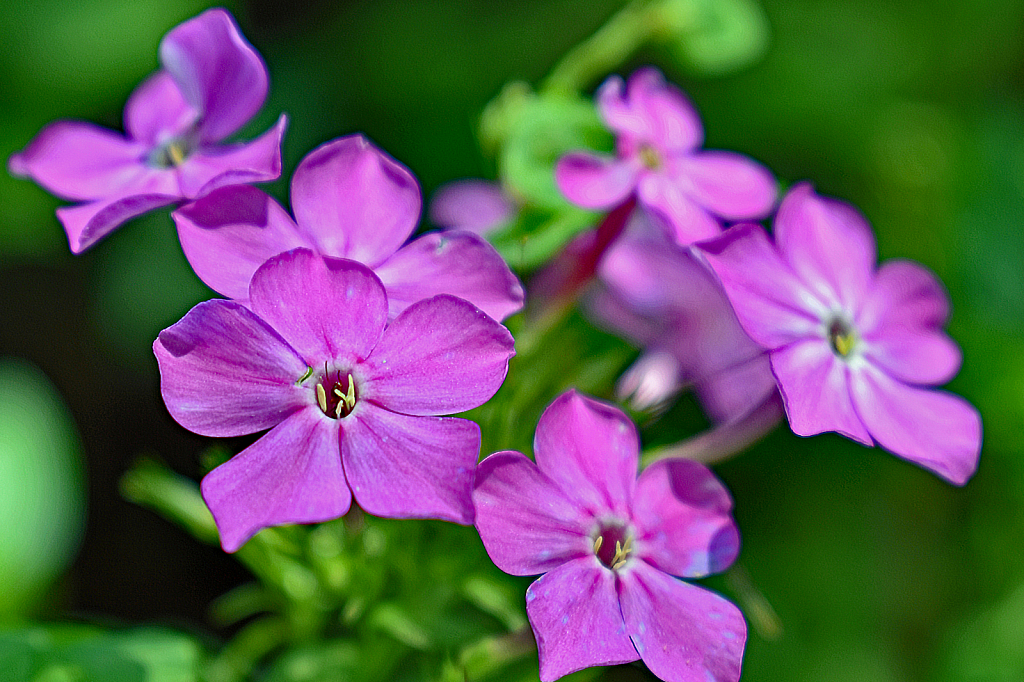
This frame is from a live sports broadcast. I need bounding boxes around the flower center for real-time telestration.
[306,367,358,419]
[592,521,633,571]
[827,317,858,358]
[148,134,196,169]
[638,144,662,170]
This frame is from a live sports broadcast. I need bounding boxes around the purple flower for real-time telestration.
[173,135,524,322]
[8,8,287,254]
[429,178,515,236]
[699,183,982,485]
[473,390,745,682]
[589,213,776,421]
[555,67,776,245]
[154,248,515,552]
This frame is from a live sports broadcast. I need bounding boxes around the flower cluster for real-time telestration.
[10,9,984,682]
[554,68,981,483]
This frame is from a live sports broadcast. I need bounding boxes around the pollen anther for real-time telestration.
[316,383,328,413]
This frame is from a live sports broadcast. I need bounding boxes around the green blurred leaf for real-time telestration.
[0,625,202,682]
[664,0,771,76]
[0,359,85,618]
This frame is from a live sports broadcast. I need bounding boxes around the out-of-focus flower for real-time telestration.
[154,248,515,552]
[700,184,981,485]
[429,178,515,236]
[588,213,775,421]
[473,390,745,682]
[174,135,524,321]
[555,67,776,245]
[8,8,286,253]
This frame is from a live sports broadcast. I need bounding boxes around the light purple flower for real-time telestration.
[174,135,524,321]
[8,8,287,253]
[589,213,776,421]
[555,67,776,245]
[473,390,745,682]
[429,178,515,236]
[154,248,515,552]
[699,183,982,485]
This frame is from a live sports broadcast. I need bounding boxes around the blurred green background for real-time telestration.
[2,0,1024,680]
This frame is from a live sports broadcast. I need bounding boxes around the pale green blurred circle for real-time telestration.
[0,357,86,618]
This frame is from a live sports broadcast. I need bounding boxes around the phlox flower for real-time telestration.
[555,67,776,245]
[699,184,982,485]
[8,8,287,254]
[473,390,745,682]
[173,135,523,321]
[589,212,776,421]
[154,248,515,552]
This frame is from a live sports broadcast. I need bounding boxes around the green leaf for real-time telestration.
[0,625,202,682]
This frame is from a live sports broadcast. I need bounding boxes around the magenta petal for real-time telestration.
[675,151,776,220]
[124,71,197,146]
[526,558,639,681]
[859,259,951,333]
[248,250,388,365]
[291,135,420,266]
[695,352,776,424]
[58,190,181,254]
[699,224,825,347]
[159,8,269,143]
[773,184,876,310]
[473,451,592,576]
[361,294,514,415]
[632,460,739,578]
[620,561,746,682]
[596,75,648,139]
[175,185,308,301]
[201,410,350,552]
[622,67,703,152]
[182,114,288,197]
[533,391,639,518]
[637,172,722,245]
[341,407,478,524]
[154,299,309,436]
[862,326,962,386]
[9,121,150,200]
[374,230,525,320]
[429,179,513,235]
[555,152,636,209]
[770,339,873,444]
[850,366,981,485]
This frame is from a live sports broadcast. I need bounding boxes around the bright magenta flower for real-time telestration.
[474,390,745,682]
[700,184,982,484]
[8,8,286,253]
[155,248,515,552]
[174,136,523,321]
[555,67,775,245]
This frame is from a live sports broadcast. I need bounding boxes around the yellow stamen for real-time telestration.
[593,536,604,554]
[168,142,186,166]
[316,384,328,413]
[832,332,855,357]
[610,536,632,570]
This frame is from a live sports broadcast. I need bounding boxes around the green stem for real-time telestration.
[541,0,657,94]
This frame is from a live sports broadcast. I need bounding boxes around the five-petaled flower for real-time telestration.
[8,8,287,253]
[473,390,746,682]
[154,248,515,552]
[173,135,524,321]
[555,67,776,245]
[699,183,982,485]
